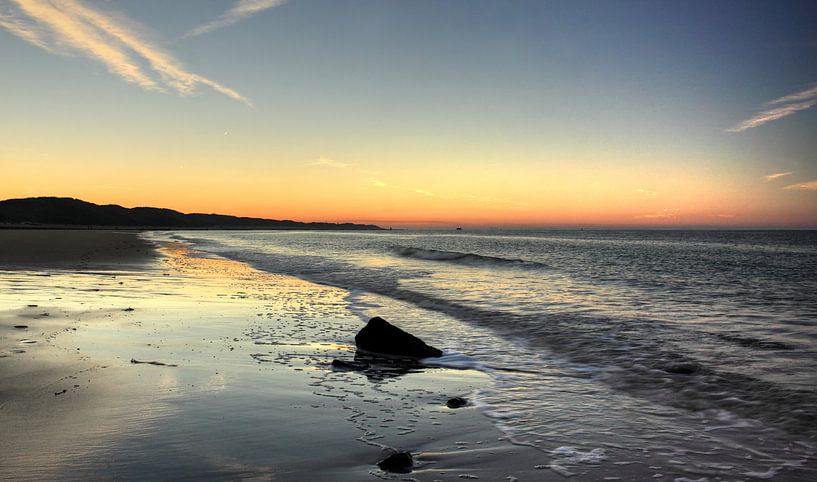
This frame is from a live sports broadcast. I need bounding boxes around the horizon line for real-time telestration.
[2,196,816,231]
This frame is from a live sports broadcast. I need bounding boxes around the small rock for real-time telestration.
[130,358,178,367]
[447,397,468,408]
[54,389,66,396]
[355,317,442,359]
[123,307,135,312]
[377,451,413,473]
[13,325,28,329]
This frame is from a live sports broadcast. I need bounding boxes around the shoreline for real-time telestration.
[0,229,549,481]
[6,229,813,480]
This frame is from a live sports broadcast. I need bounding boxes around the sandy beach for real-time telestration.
[4,1,816,479]
[0,230,550,481]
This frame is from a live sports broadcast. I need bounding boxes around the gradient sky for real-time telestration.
[1,0,816,227]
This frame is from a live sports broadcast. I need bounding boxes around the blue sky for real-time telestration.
[1,0,816,226]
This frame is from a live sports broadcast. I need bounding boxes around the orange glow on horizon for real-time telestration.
[2,142,816,228]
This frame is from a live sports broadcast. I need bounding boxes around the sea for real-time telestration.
[156,229,817,480]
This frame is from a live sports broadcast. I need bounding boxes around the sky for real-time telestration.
[1,0,816,228]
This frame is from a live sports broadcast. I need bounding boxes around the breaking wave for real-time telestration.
[390,245,546,269]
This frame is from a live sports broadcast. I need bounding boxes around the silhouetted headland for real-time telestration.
[0,197,382,230]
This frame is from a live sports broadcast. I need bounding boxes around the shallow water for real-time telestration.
[1,242,500,481]
[154,229,817,480]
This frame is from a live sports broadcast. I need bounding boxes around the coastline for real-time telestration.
[0,230,548,481]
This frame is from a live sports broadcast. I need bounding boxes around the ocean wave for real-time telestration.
[390,246,545,269]
[166,233,817,436]
[158,231,817,439]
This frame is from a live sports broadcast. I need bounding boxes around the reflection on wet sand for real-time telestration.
[1,236,527,481]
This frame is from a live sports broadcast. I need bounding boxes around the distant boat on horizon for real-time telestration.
[456,227,462,230]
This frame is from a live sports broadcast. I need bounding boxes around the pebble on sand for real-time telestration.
[377,451,413,473]
[447,397,468,409]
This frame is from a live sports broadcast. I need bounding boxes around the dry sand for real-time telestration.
[0,230,554,481]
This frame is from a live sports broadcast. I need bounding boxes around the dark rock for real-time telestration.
[54,389,66,396]
[330,359,370,371]
[355,317,442,359]
[123,307,135,312]
[13,325,28,329]
[446,397,468,408]
[377,451,413,473]
[663,362,700,375]
[130,358,178,367]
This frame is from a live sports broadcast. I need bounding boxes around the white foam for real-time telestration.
[547,463,576,477]
[421,351,491,372]
[344,289,382,322]
[743,467,780,479]
[551,446,607,463]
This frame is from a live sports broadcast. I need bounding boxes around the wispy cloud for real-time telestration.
[638,208,680,219]
[783,179,817,191]
[368,179,387,188]
[0,0,251,105]
[414,189,435,197]
[635,188,657,197]
[182,0,286,39]
[308,156,352,169]
[727,85,817,132]
[763,171,793,182]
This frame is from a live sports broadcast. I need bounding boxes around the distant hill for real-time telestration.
[0,197,382,230]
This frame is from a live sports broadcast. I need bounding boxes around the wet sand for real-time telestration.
[0,230,553,481]
[0,229,154,270]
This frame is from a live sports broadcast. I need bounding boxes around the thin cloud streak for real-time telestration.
[0,7,54,51]
[768,86,817,105]
[182,0,286,39]
[783,179,817,191]
[0,0,251,105]
[308,157,352,168]
[638,208,680,219]
[763,171,793,182]
[727,85,817,132]
[635,188,657,197]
